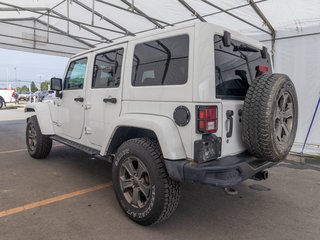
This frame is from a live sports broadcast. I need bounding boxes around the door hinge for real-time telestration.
[52,121,62,127]
[85,127,93,134]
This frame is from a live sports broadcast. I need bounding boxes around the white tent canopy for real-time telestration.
[0,0,319,155]
[0,0,319,56]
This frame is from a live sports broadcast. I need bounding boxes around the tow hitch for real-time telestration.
[252,170,269,181]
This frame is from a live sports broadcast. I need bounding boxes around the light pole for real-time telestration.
[14,67,17,89]
[37,74,44,91]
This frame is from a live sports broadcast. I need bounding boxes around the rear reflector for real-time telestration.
[196,105,218,134]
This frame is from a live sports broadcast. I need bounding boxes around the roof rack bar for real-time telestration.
[120,0,163,28]
[177,0,206,22]
[71,0,135,36]
[201,0,271,35]
[52,10,112,43]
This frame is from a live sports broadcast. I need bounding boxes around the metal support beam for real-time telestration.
[0,2,126,35]
[52,10,112,43]
[178,0,206,22]
[33,19,36,49]
[120,0,163,28]
[96,0,268,46]
[248,0,276,62]
[95,0,173,26]
[201,0,271,35]
[47,10,50,42]
[91,0,95,25]
[67,0,70,34]
[35,0,66,20]
[0,41,76,56]
[0,33,88,50]
[0,19,103,44]
[36,18,95,48]
[71,0,135,36]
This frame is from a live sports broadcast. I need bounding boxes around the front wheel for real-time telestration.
[112,138,181,225]
[26,116,52,159]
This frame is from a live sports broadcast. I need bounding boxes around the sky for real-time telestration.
[0,48,69,89]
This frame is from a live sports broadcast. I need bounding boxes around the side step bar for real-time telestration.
[50,135,112,163]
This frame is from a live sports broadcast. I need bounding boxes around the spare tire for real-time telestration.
[242,74,298,162]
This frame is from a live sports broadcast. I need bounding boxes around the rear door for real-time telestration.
[85,45,126,146]
[214,35,272,156]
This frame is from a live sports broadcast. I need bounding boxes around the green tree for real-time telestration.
[40,80,50,91]
[17,85,29,93]
[30,81,38,93]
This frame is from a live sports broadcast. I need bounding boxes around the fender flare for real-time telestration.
[25,102,54,135]
[101,114,187,160]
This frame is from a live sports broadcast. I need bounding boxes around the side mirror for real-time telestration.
[261,46,268,59]
[222,31,231,47]
[50,77,62,98]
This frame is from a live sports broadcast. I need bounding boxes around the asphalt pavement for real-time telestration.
[0,107,319,240]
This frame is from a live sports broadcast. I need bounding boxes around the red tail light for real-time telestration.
[256,65,269,73]
[196,106,218,134]
[12,91,15,97]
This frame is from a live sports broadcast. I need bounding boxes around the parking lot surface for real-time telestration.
[1,107,320,240]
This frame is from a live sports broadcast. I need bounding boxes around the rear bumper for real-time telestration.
[164,153,276,187]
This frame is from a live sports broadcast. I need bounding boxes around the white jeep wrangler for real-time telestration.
[25,22,298,225]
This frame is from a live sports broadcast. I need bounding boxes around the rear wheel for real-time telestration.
[26,116,52,159]
[112,138,180,225]
[242,74,298,162]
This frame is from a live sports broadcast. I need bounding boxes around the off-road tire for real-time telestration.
[26,115,52,159]
[112,138,181,225]
[242,74,298,162]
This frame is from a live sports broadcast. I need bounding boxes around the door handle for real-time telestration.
[226,110,234,138]
[74,97,84,102]
[103,97,117,104]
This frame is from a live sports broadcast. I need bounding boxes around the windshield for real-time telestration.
[214,35,272,100]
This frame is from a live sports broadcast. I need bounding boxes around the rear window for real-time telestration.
[214,35,271,100]
[132,35,189,86]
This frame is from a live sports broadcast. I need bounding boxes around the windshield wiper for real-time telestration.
[233,44,259,53]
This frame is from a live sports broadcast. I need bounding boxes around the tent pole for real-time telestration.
[178,0,206,22]
[121,0,164,28]
[71,0,135,36]
[33,19,36,49]
[201,0,270,35]
[301,96,320,155]
[248,0,276,64]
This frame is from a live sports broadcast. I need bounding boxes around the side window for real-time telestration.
[132,35,189,86]
[92,48,124,88]
[64,58,87,90]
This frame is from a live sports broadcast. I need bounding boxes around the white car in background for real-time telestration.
[42,90,55,102]
[0,89,14,109]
